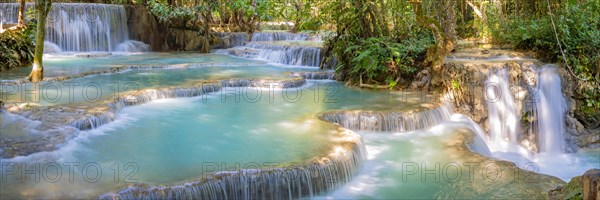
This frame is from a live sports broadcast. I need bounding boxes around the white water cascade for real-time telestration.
[215,31,325,67]
[536,66,567,153]
[251,32,308,41]
[483,66,568,154]
[246,42,322,66]
[473,65,593,181]
[485,69,520,151]
[0,3,150,52]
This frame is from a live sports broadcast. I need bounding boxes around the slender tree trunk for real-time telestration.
[28,0,52,83]
[411,0,455,88]
[18,0,25,27]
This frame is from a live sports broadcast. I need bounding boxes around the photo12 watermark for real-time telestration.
[0,161,139,184]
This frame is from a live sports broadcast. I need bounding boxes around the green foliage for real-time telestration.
[297,17,322,31]
[146,0,196,23]
[331,33,433,85]
[562,176,583,200]
[451,80,461,89]
[323,0,452,87]
[0,25,35,72]
[491,0,599,114]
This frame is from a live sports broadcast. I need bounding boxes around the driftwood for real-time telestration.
[359,76,397,89]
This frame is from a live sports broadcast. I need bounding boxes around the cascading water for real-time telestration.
[115,40,151,52]
[438,44,600,182]
[485,69,520,151]
[251,32,308,41]
[216,31,325,67]
[484,66,568,154]
[449,114,492,156]
[43,41,62,54]
[320,105,453,133]
[290,71,335,80]
[536,66,567,153]
[215,42,323,67]
[0,3,149,52]
[246,42,322,66]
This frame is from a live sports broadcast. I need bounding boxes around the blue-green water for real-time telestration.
[0,53,260,80]
[1,53,598,199]
[1,54,329,106]
[0,81,430,198]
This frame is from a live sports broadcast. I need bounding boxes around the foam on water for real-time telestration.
[320,123,472,199]
[1,77,443,199]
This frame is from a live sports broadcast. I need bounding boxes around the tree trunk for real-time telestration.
[28,0,52,83]
[18,0,25,27]
[411,0,455,89]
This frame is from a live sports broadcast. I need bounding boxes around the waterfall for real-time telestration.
[215,31,325,67]
[485,69,519,151]
[0,3,149,52]
[115,40,151,52]
[216,42,322,67]
[536,66,567,153]
[320,105,453,132]
[246,42,322,67]
[251,32,308,41]
[449,114,492,156]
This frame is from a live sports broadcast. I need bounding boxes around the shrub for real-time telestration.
[330,32,434,88]
[0,25,35,72]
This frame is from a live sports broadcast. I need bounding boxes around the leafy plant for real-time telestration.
[146,0,195,23]
[331,32,433,86]
[0,24,35,72]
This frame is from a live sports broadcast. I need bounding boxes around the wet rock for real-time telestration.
[547,175,583,200]
[549,169,600,200]
[410,68,431,89]
[437,129,565,199]
[423,48,598,150]
[578,133,600,148]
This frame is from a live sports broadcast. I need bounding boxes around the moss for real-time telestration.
[563,176,583,200]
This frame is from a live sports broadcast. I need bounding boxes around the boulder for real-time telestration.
[583,169,600,200]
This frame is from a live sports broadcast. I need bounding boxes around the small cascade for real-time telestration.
[70,84,222,130]
[69,78,306,130]
[290,71,335,80]
[0,3,150,52]
[216,42,323,67]
[320,105,453,132]
[251,32,308,41]
[220,78,306,88]
[536,66,567,153]
[43,41,62,54]
[485,69,520,151]
[100,138,366,200]
[450,114,492,156]
[115,40,151,52]
[244,42,322,67]
[215,31,325,67]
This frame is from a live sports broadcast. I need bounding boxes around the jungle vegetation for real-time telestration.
[2,0,598,117]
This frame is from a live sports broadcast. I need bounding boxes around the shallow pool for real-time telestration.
[0,53,260,80]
